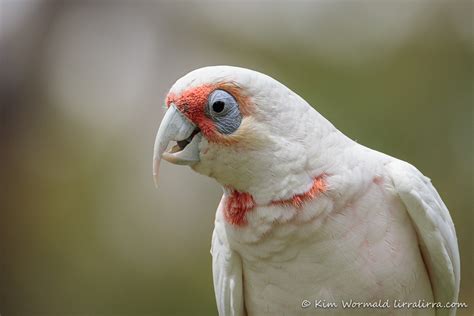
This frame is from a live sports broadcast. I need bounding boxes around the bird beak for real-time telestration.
[153,104,201,186]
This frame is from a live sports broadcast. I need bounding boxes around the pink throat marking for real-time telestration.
[223,175,327,226]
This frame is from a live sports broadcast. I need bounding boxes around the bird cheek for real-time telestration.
[190,136,222,177]
[194,117,219,140]
[189,114,234,144]
[198,137,216,161]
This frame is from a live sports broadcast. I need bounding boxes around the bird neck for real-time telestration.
[216,123,354,205]
[221,175,327,226]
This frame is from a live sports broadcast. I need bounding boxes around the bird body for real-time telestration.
[153,66,460,316]
[212,151,435,316]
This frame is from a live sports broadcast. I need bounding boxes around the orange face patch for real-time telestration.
[165,82,253,143]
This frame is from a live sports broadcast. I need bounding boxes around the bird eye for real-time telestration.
[212,100,225,113]
[207,90,242,134]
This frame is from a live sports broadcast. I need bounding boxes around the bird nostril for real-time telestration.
[181,103,189,113]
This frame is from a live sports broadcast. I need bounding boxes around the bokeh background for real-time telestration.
[1,1,472,315]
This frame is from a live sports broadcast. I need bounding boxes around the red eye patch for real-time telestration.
[165,82,252,143]
[166,84,218,140]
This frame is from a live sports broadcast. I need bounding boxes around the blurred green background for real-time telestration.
[1,1,472,315]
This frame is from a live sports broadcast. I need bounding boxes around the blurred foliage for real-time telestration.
[0,1,472,316]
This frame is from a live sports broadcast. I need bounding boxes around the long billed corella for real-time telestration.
[153,66,460,315]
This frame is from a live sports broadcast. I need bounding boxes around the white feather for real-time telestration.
[212,197,246,316]
[386,160,460,316]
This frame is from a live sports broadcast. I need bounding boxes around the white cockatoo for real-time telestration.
[153,66,460,316]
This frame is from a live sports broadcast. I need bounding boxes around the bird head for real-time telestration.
[153,66,341,204]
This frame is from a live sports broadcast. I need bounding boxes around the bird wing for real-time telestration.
[211,198,245,316]
[386,160,460,316]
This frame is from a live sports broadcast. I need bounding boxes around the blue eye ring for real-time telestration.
[207,89,242,134]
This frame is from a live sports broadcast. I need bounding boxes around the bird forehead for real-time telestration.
[169,65,251,94]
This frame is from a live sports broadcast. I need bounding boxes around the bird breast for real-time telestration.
[218,172,434,315]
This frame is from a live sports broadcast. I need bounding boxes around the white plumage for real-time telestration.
[153,66,460,316]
